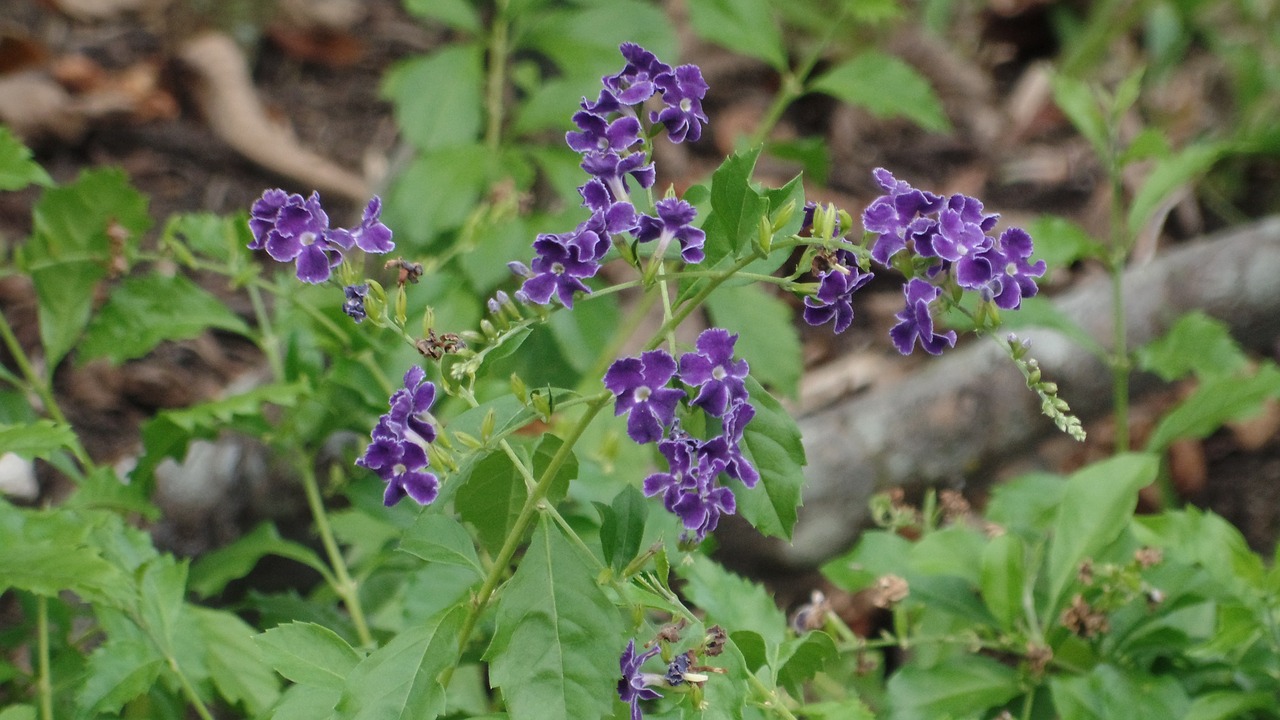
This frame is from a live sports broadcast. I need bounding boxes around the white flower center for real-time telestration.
[712,366,727,381]
[1006,262,1018,276]
[299,231,317,247]
[551,261,566,275]
[679,98,692,112]
[635,386,652,402]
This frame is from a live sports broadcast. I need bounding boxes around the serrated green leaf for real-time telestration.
[383,44,483,152]
[399,513,484,581]
[598,484,648,573]
[22,168,151,368]
[0,510,134,608]
[1136,311,1247,382]
[78,273,249,364]
[810,52,950,133]
[678,554,787,650]
[193,606,280,715]
[887,655,1021,720]
[256,621,363,688]
[0,126,51,190]
[687,0,786,70]
[138,556,189,655]
[1046,453,1158,613]
[335,605,466,720]
[734,376,805,540]
[1050,664,1188,720]
[704,147,767,262]
[980,532,1027,633]
[1146,364,1280,452]
[1127,142,1226,236]
[776,631,837,697]
[63,464,159,519]
[188,522,332,598]
[267,684,343,720]
[706,284,802,397]
[455,451,527,555]
[403,0,481,32]
[533,433,577,504]
[487,518,623,720]
[76,637,165,717]
[0,421,78,461]
[162,212,251,267]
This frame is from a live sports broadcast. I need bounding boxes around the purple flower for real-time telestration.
[520,228,607,308]
[889,278,957,356]
[803,258,874,334]
[581,151,656,204]
[702,400,759,488]
[618,640,662,720]
[604,350,685,444]
[678,328,749,418]
[356,366,440,506]
[982,227,1046,310]
[248,190,394,283]
[642,430,736,541]
[605,43,673,105]
[651,65,709,144]
[343,283,369,323]
[580,179,638,236]
[665,653,692,686]
[932,195,997,289]
[566,112,642,155]
[634,197,705,263]
[328,196,395,254]
[862,169,945,266]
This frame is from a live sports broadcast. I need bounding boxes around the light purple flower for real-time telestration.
[642,430,736,541]
[604,349,685,444]
[618,640,662,720]
[634,197,705,263]
[702,399,759,488]
[862,168,945,266]
[651,65,709,144]
[889,278,957,356]
[520,227,607,308]
[982,227,1046,310]
[248,190,394,283]
[566,112,642,155]
[605,43,673,106]
[342,283,369,323]
[356,366,440,506]
[328,196,395,254]
[678,328,749,418]
[581,151,656,204]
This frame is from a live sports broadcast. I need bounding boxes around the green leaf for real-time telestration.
[131,381,307,491]
[820,530,913,592]
[597,484,648,573]
[983,471,1066,534]
[548,291,621,374]
[0,706,36,720]
[1145,363,1280,452]
[335,606,466,720]
[76,637,164,717]
[533,433,577,504]
[188,522,332,598]
[21,168,151,368]
[1052,75,1109,160]
[487,518,623,720]
[908,525,985,585]
[399,513,484,581]
[403,0,481,32]
[734,376,806,540]
[256,621,364,687]
[980,532,1027,632]
[1180,690,1276,720]
[687,0,787,70]
[0,126,51,189]
[137,556,189,655]
[63,465,159,519]
[162,212,251,267]
[776,631,837,697]
[193,606,280,715]
[706,284,802,397]
[385,145,494,244]
[0,421,78,461]
[1023,215,1105,280]
[704,147,767,261]
[886,655,1021,720]
[0,512,134,608]
[1127,142,1226,236]
[455,451,527,556]
[1050,664,1188,720]
[1136,311,1247,382]
[794,698,875,720]
[1046,453,1158,612]
[268,685,343,720]
[383,44,483,152]
[678,554,787,649]
[522,2,677,78]
[78,273,249,364]
[810,52,950,133]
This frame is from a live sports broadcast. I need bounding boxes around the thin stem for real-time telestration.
[646,248,765,351]
[300,462,373,648]
[246,281,285,381]
[484,0,511,151]
[0,313,92,468]
[169,656,216,720]
[448,393,612,665]
[1108,166,1131,454]
[656,261,677,353]
[746,670,798,720]
[36,595,52,720]
[579,285,661,391]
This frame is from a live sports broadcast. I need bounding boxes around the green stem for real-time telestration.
[646,248,765,351]
[484,0,511,151]
[0,313,92,468]
[169,656,216,720]
[1108,166,1131,454]
[36,595,52,720]
[448,393,612,665]
[246,281,285,381]
[300,462,373,648]
[579,285,661,390]
[746,670,798,720]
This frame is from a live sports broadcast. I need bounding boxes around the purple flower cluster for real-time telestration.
[356,366,440,507]
[515,43,709,308]
[604,329,757,542]
[801,169,1046,355]
[248,190,394,284]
